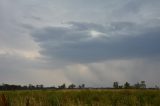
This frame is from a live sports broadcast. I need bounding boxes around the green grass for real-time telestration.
[0,89,160,106]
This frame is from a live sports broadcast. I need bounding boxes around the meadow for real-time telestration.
[0,89,160,106]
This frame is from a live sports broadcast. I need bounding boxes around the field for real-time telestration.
[0,89,160,106]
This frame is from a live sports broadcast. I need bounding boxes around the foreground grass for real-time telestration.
[0,89,160,106]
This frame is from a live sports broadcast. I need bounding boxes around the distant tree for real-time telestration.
[118,85,123,89]
[23,86,28,89]
[40,84,44,89]
[68,84,76,89]
[58,83,66,89]
[78,84,85,89]
[82,84,85,88]
[36,85,40,89]
[124,82,130,89]
[140,81,146,89]
[113,82,119,88]
[36,84,44,89]
[29,84,35,89]
[134,82,141,89]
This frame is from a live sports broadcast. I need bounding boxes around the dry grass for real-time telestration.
[0,94,9,106]
[0,89,160,106]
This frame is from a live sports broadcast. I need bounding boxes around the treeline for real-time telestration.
[0,81,159,90]
[0,83,85,90]
[0,84,44,90]
[113,81,147,89]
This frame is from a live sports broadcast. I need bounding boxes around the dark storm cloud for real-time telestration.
[32,21,160,63]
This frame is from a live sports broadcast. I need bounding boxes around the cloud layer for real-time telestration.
[32,21,160,63]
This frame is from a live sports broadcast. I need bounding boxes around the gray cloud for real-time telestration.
[32,21,160,63]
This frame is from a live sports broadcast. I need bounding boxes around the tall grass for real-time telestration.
[0,89,160,106]
[0,94,9,106]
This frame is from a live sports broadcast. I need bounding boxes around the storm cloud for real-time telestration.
[32,21,160,63]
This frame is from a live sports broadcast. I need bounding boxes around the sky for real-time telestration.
[0,0,160,87]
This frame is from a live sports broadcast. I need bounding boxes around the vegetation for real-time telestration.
[0,89,160,106]
[0,81,159,106]
[113,81,147,89]
[0,81,158,90]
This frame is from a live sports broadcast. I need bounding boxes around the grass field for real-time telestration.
[0,89,160,106]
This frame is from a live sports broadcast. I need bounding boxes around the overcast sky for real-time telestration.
[0,0,160,87]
